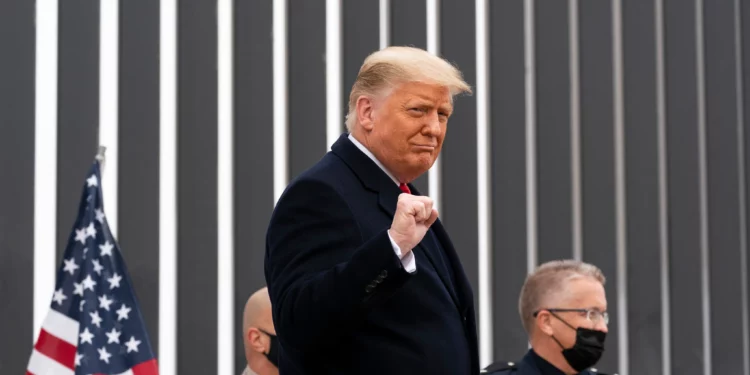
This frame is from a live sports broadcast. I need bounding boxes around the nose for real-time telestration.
[421,111,442,136]
[596,319,609,333]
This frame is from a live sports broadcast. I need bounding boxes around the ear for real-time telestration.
[536,311,554,336]
[356,95,376,131]
[246,327,265,353]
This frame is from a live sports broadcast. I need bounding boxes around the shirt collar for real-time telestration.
[348,133,400,186]
[529,349,568,375]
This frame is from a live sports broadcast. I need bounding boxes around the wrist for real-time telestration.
[388,229,411,253]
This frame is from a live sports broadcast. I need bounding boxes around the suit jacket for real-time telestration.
[482,350,610,375]
[264,133,479,374]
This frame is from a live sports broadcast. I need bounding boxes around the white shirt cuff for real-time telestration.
[388,230,417,273]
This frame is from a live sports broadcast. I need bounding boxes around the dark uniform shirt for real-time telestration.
[481,349,612,375]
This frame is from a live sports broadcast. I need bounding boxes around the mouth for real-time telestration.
[411,144,437,151]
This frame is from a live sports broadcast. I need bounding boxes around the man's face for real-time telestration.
[365,81,453,183]
[545,277,608,349]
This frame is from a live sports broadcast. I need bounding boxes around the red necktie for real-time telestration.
[399,183,411,194]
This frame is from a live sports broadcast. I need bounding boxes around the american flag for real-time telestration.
[26,159,158,375]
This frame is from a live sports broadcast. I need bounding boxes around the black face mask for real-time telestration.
[259,329,280,368]
[549,313,606,372]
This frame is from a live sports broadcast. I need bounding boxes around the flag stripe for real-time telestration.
[34,329,76,370]
[92,358,158,375]
[130,358,159,375]
[26,348,75,375]
[41,309,80,345]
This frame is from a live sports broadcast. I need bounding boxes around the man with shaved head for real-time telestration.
[241,287,278,375]
[483,260,611,375]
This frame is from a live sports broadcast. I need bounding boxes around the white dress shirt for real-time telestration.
[240,365,257,375]
[348,134,417,273]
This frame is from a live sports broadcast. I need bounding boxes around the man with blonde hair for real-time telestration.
[483,260,611,375]
[265,46,478,374]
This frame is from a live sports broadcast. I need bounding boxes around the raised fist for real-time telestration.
[388,193,439,254]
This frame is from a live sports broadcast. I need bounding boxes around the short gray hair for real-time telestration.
[345,46,472,132]
[518,260,606,334]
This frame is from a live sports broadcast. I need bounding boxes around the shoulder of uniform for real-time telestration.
[587,367,616,375]
[480,360,518,374]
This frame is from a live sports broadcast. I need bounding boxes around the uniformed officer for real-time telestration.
[482,260,614,375]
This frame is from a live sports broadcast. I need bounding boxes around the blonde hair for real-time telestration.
[345,46,472,132]
[518,260,606,334]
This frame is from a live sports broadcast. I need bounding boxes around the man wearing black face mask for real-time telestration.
[482,260,612,375]
[242,287,280,375]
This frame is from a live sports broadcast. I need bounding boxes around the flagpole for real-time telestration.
[96,145,107,173]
